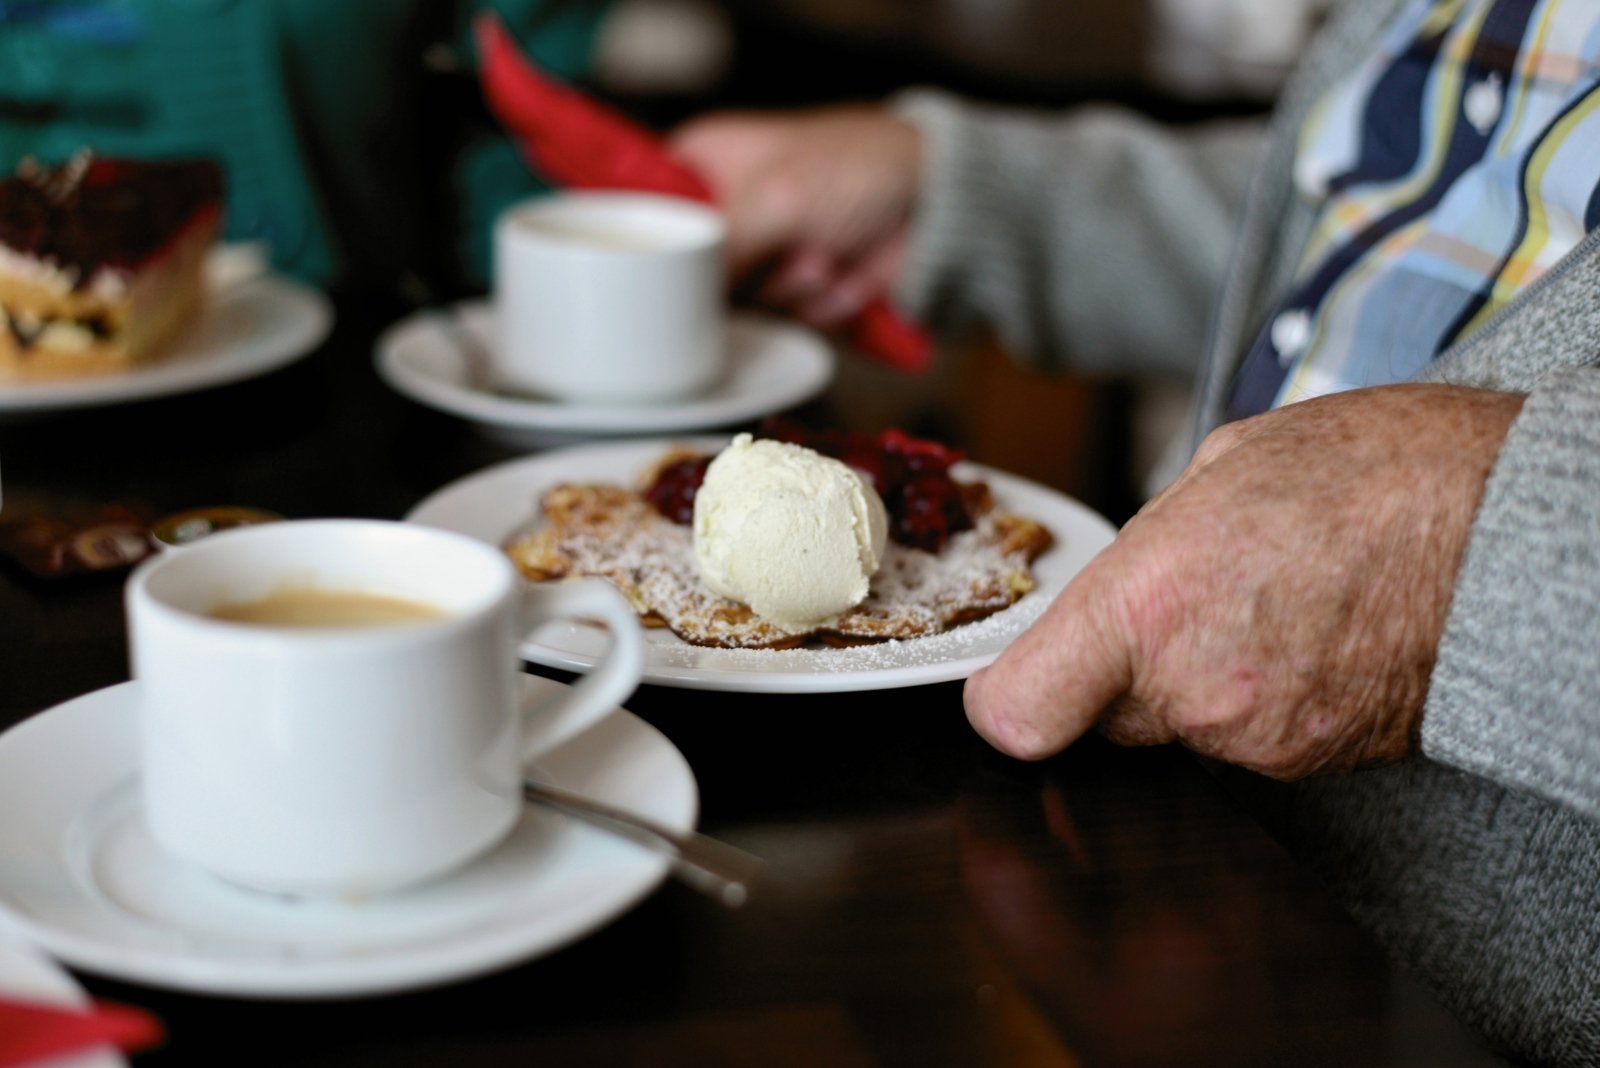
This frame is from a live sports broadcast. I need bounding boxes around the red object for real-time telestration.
[0,997,164,1066]
[474,13,934,373]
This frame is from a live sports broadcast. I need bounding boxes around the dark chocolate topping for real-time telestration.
[0,156,223,281]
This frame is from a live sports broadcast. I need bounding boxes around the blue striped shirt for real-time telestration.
[1227,0,1600,419]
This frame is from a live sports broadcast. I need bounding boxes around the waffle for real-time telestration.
[506,450,1054,649]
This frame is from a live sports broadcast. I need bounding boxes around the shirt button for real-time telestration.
[1465,72,1504,135]
[1270,309,1312,367]
[1294,152,1336,200]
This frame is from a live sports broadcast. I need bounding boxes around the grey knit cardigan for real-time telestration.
[896,1,1600,1062]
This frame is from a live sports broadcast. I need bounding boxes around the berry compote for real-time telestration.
[643,420,974,553]
[644,455,711,525]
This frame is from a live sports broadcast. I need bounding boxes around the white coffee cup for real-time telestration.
[493,191,726,403]
[126,518,644,898]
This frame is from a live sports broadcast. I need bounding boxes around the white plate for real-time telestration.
[0,928,124,1068]
[374,302,835,438]
[0,678,696,999]
[0,274,331,415]
[406,437,1119,693]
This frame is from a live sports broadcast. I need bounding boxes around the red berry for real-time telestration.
[645,457,710,524]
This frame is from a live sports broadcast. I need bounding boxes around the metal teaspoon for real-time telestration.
[522,779,764,908]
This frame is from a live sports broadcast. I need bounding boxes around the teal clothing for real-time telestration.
[0,0,610,292]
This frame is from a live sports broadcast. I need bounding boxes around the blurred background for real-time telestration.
[587,0,1329,520]
[596,0,1329,113]
[0,0,1331,520]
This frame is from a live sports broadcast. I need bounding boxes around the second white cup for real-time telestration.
[493,191,727,404]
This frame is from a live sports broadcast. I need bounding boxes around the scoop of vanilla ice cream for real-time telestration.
[693,434,888,632]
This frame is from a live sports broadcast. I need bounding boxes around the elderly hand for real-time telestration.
[668,106,921,329]
[964,384,1525,777]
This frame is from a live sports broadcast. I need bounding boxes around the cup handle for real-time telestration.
[516,578,645,762]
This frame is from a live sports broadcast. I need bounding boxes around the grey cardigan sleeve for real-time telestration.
[891,88,1265,380]
[1423,366,1600,820]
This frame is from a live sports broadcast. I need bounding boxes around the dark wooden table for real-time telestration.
[0,295,1504,1067]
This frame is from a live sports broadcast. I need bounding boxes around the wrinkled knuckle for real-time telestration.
[1110,561,1184,669]
[1191,420,1245,465]
[1203,682,1265,733]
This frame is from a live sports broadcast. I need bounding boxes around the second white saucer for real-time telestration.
[0,677,696,999]
[375,303,835,439]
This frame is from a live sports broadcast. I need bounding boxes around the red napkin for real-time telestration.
[0,997,164,1066]
[474,13,934,374]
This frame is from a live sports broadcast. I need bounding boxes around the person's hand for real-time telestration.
[964,384,1526,778]
[668,106,921,329]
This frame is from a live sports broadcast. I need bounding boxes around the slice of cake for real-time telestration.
[0,153,224,379]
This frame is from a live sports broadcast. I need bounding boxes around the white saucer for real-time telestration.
[0,274,332,416]
[374,302,835,440]
[0,678,697,999]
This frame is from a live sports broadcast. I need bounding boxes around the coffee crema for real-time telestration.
[207,586,446,628]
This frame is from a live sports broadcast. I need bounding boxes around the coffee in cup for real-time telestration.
[207,585,445,627]
[126,518,644,898]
